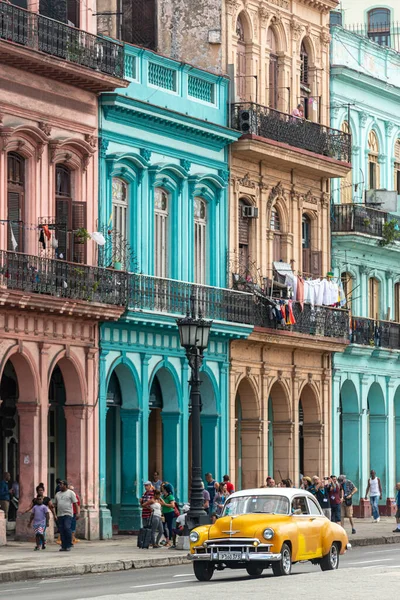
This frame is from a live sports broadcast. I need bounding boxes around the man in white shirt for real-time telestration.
[365,470,382,523]
[54,480,80,551]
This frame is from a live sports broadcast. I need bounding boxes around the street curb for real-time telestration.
[1,536,400,583]
[0,554,190,583]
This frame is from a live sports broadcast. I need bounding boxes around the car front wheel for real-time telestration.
[272,543,292,576]
[245,563,264,578]
[193,562,215,582]
[320,543,339,571]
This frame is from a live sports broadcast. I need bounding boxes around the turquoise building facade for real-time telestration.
[330,26,400,513]
[98,45,252,536]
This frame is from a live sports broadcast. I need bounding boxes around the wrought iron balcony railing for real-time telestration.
[0,2,124,78]
[331,204,400,237]
[253,300,350,339]
[128,273,254,325]
[0,250,127,306]
[351,316,400,349]
[232,103,351,163]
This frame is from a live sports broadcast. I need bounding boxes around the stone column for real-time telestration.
[331,371,341,476]
[273,422,294,483]
[140,354,150,491]
[119,409,141,531]
[201,415,219,481]
[359,374,370,510]
[302,422,324,477]
[179,356,189,504]
[219,362,229,478]
[385,376,395,514]
[162,412,181,499]
[15,403,40,540]
[98,352,112,539]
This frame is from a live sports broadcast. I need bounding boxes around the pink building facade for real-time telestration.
[0,0,127,540]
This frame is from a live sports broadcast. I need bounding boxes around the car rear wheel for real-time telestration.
[193,562,215,582]
[245,563,264,578]
[320,543,339,571]
[272,543,292,576]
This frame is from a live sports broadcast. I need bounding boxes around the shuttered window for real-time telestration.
[395,283,400,323]
[194,198,207,284]
[368,131,380,190]
[369,277,380,320]
[39,0,68,22]
[7,153,24,252]
[122,0,156,49]
[55,165,86,263]
[112,178,128,268]
[154,188,169,278]
[300,42,309,85]
[239,199,250,270]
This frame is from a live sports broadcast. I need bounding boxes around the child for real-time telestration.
[393,482,400,533]
[28,495,49,550]
[150,490,164,548]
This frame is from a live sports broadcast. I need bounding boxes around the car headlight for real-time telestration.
[263,528,274,540]
[189,531,200,543]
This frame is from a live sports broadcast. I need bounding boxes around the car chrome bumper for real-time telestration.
[188,552,282,562]
[346,543,352,550]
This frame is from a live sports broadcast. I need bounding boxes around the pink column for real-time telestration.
[15,403,40,540]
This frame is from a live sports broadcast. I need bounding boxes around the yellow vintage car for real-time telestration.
[189,488,350,581]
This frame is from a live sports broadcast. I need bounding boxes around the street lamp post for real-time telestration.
[176,306,212,530]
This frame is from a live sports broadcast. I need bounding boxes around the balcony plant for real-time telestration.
[379,219,400,247]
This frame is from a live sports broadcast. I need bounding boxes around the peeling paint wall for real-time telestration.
[158,0,224,73]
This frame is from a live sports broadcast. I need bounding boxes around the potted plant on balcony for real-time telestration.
[379,219,400,247]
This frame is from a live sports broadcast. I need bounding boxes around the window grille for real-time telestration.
[188,76,215,104]
[124,54,136,80]
[148,62,177,91]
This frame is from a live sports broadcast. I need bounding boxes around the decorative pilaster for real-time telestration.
[119,409,141,531]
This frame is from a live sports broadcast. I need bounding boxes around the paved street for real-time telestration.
[1,545,400,600]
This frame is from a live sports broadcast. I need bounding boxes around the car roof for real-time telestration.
[228,488,315,500]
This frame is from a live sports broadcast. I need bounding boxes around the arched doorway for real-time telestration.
[0,360,19,522]
[395,387,400,484]
[340,380,360,491]
[200,372,219,479]
[367,383,386,494]
[235,378,260,490]
[300,384,321,477]
[48,366,66,497]
[149,375,163,477]
[106,371,122,529]
[269,381,291,482]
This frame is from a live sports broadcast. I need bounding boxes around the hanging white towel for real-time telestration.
[10,225,18,251]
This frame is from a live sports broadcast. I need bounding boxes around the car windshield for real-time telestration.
[222,495,290,517]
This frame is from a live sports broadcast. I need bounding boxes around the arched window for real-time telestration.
[368,130,380,190]
[154,188,169,278]
[300,41,311,118]
[302,214,320,277]
[194,197,207,284]
[270,207,282,262]
[112,178,128,267]
[267,28,278,109]
[341,121,353,203]
[239,198,251,271]
[300,42,309,86]
[367,8,391,46]
[394,140,400,194]
[55,165,86,263]
[395,282,400,322]
[341,272,353,311]
[7,152,25,252]
[368,277,380,320]
[236,14,247,101]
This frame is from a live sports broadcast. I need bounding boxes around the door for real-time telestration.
[291,496,323,560]
[237,42,247,101]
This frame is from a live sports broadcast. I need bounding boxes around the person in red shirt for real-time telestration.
[223,475,235,494]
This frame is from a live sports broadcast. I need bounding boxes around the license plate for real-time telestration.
[217,551,241,561]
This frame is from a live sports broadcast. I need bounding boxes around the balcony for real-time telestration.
[351,317,400,350]
[128,273,254,325]
[0,250,127,320]
[253,300,350,340]
[231,103,351,178]
[0,3,126,92]
[331,204,400,238]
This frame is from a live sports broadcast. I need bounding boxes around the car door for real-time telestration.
[290,496,315,560]
[305,496,325,559]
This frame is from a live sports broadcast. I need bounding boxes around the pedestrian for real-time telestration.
[223,475,235,494]
[393,482,400,533]
[339,474,357,534]
[54,480,80,552]
[301,476,312,490]
[205,473,216,507]
[140,481,155,528]
[292,103,304,119]
[68,485,81,544]
[212,483,229,523]
[365,469,382,523]
[282,479,293,488]
[149,490,164,548]
[310,476,331,519]
[267,478,276,488]
[160,483,175,548]
[200,481,210,513]
[28,495,49,550]
[152,471,162,491]
[328,475,342,523]
[0,472,11,520]
[171,503,190,548]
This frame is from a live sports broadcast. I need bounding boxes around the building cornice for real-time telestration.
[296,0,338,14]
[330,66,400,102]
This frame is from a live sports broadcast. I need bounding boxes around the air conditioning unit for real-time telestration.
[242,205,259,218]
[238,108,256,134]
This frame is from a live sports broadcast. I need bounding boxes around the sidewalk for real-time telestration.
[0,518,399,583]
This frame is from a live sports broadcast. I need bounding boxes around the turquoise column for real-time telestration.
[140,354,150,491]
[162,412,181,499]
[201,415,219,479]
[180,357,189,504]
[99,350,112,539]
[219,361,229,477]
[396,413,400,484]
[359,375,369,501]
[386,377,395,500]
[332,371,341,476]
[369,414,387,502]
[119,409,141,531]
[268,398,273,477]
